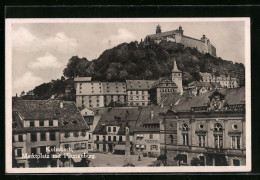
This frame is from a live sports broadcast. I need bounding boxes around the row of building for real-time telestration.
[13,86,246,167]
[74,60,183,109]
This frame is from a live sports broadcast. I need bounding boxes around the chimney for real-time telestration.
[151,111,154,119]
[60,101,63,108]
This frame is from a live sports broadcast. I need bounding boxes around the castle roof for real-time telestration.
[147,29,179,39]
[125,80,156,91]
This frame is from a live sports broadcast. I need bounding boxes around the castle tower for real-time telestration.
[156,24,162,34]
[178,26,184,36]
[172,59,183,95]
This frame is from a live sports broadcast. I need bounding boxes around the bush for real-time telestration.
[191,157,201,166]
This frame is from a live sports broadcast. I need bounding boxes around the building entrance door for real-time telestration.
[109,144,113,152]
[103,144,106,152]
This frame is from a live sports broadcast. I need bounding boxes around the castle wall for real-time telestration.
[181,36,208,54]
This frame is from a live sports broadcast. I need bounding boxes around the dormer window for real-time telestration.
[40,120,44,127]
[213,123,223,132]
[74,132,79,137]
[72,120,78,125]
[82,130,86,136]
[64,132,70,138]
[63,121,69,126]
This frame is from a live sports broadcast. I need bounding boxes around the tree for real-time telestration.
[80,157,91,167]
[157,154,167,166]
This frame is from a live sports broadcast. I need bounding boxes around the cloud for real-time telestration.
[13,72,44,95]
[12,27,79,53]
[102,28,136,45]
[28,52,62,69]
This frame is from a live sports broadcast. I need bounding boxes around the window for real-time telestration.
[149,134,153,139]
[142,102,145,106]
[142,91,144,95]
[12,136,15,142]
[40,132,46,141]
[142,96,145,100]
[74,132,79,137]
[31,147,37,155]
[182,123,189,131]
[170,134,174,143]
[31,133,37,142]
[18,135,23,142]
[119,136,122,142]
[113,127,116,132]
[213,123,223,132]
[96,136,100,141]
[17,149,22,157]
[233,159,240,166]
[130,96,133,100]
[82,131,86,137]
[183,134,189,145]
[113,136,117,141]
[136,96,139,100]
[74,143,81,150]
[64,132,70,138]
[214,135,223,149]
[50,132,56,141]
[136,91,139,94]
[64,144,71,149]
[108,127,111,132]
[89,134,91,139]
[198,135,206,147]
[108,136,111,141]
[49,120,53,126]
[199,124,204,130]
[81,143,86,149]
[232,124,238,130]
[40,146,46,155]
[231,136,241,149]
[40,120,44,127]
[88,144,91,149]
[30,121,35,127]
[150,145,158,150]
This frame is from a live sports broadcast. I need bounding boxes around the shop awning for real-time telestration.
[136,144,140,148]
[114,144,125,151]
[141,145,145,149]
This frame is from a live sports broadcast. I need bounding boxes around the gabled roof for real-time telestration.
[134,105,168,132]
[93,107,141,135]
[13,100,89,132]
[125,80,156,90]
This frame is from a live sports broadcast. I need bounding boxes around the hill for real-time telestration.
[23,40,245,100]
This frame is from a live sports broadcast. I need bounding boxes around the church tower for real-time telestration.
[172,59,183,95]
[156,24,162,34]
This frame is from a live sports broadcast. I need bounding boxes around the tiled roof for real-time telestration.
[210,82,222,88]
[173,87,245,111]
[12,100,89,132]
[125,80,156,90]
[152,77,177,88]
[147,30,179,39]
[74,77,92,82]
[93,107,141,135]
[102,82,127,95]
[134,105,168,132]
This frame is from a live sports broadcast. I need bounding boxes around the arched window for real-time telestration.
[213,123,223,132]
[170,134,174,143]
[182,123,189,131]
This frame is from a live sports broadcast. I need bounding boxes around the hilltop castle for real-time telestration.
[145,25,217,57]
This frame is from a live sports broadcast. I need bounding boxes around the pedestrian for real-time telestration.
[138,154,141,161]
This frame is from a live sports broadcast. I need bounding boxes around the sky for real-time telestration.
[10,20,246,96]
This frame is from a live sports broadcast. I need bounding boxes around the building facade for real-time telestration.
[200,72,239,89]
[145,25,217,57]
[126,80,155,106]
[159,88,246,166]
[12,100,89,168]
